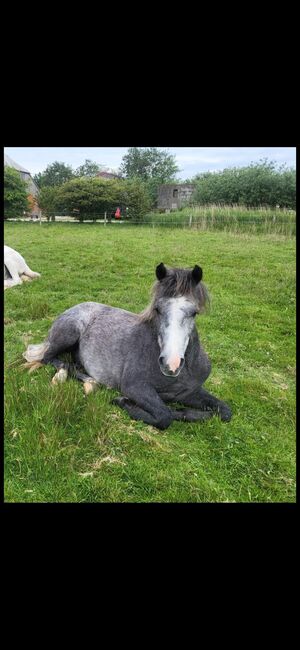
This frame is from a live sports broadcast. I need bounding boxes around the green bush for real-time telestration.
[54,176,149,221]
[37,187,61,221]
[4,167,30,219]
[192,160,296,209]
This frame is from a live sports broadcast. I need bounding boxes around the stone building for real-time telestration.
[157,183,194,211]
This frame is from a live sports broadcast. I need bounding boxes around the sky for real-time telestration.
[4,147,296,180]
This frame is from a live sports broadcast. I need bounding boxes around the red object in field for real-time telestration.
[115,207,121,219]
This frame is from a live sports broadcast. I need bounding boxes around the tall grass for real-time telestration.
[140,205,296,236]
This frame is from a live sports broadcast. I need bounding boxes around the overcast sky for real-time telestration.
[4,147,296,179]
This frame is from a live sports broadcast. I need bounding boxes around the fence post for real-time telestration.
[189,215,192,227]
[104,211,107,226]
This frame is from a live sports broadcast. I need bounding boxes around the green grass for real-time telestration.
[4,222,296,502]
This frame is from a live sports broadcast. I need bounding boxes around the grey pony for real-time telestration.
[23,263,232,430]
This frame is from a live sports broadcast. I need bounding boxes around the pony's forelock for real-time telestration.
[139,267,210,322]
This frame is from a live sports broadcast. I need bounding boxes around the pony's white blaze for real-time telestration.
[162,297,191,371]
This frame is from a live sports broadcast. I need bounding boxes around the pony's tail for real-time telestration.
[23,341,49,368]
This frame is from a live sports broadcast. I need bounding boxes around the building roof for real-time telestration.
[4,154,31,174]
[4,153,39,196]
[158,183,194,188]
[97,170,120,179]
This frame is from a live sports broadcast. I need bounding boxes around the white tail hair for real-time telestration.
[23,341,49,363]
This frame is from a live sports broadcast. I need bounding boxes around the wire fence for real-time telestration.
[5,210,296,235]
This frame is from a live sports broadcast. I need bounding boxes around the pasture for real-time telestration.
[4,222,296,502]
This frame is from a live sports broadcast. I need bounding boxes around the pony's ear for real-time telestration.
[191,265,202,284]
[156,262,167,281]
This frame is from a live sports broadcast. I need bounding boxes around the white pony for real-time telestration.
[4,245,41,289]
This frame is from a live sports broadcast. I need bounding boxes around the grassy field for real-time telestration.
[4,222,296,502]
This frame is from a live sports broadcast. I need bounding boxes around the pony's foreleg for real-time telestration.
[115,383,174,430]
[180,387,232,422]
[112,397,169,428]
[113,398,213,427]
[171,408,214,422]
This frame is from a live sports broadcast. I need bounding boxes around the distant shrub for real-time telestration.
[4,167,30,219]
[191,160,296,209]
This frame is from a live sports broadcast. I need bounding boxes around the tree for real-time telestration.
[33,161,74,188]
[120,147,179,181]
[4,167,30,219]
[120,147,180,207]
[74,159,101,177]
[54,176,150,221]
[37,186,60,221]
[55,177,121,220]
[120,178,151,221]
[191,160,296,208]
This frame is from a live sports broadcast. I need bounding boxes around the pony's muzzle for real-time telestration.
[159,356,185,377]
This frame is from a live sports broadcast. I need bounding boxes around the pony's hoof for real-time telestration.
[83,380,98,395]
[219,405,232,422]
[51,368,68,385]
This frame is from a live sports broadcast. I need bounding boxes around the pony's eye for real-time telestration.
[192,311,197,317]
[155,307,161,315]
